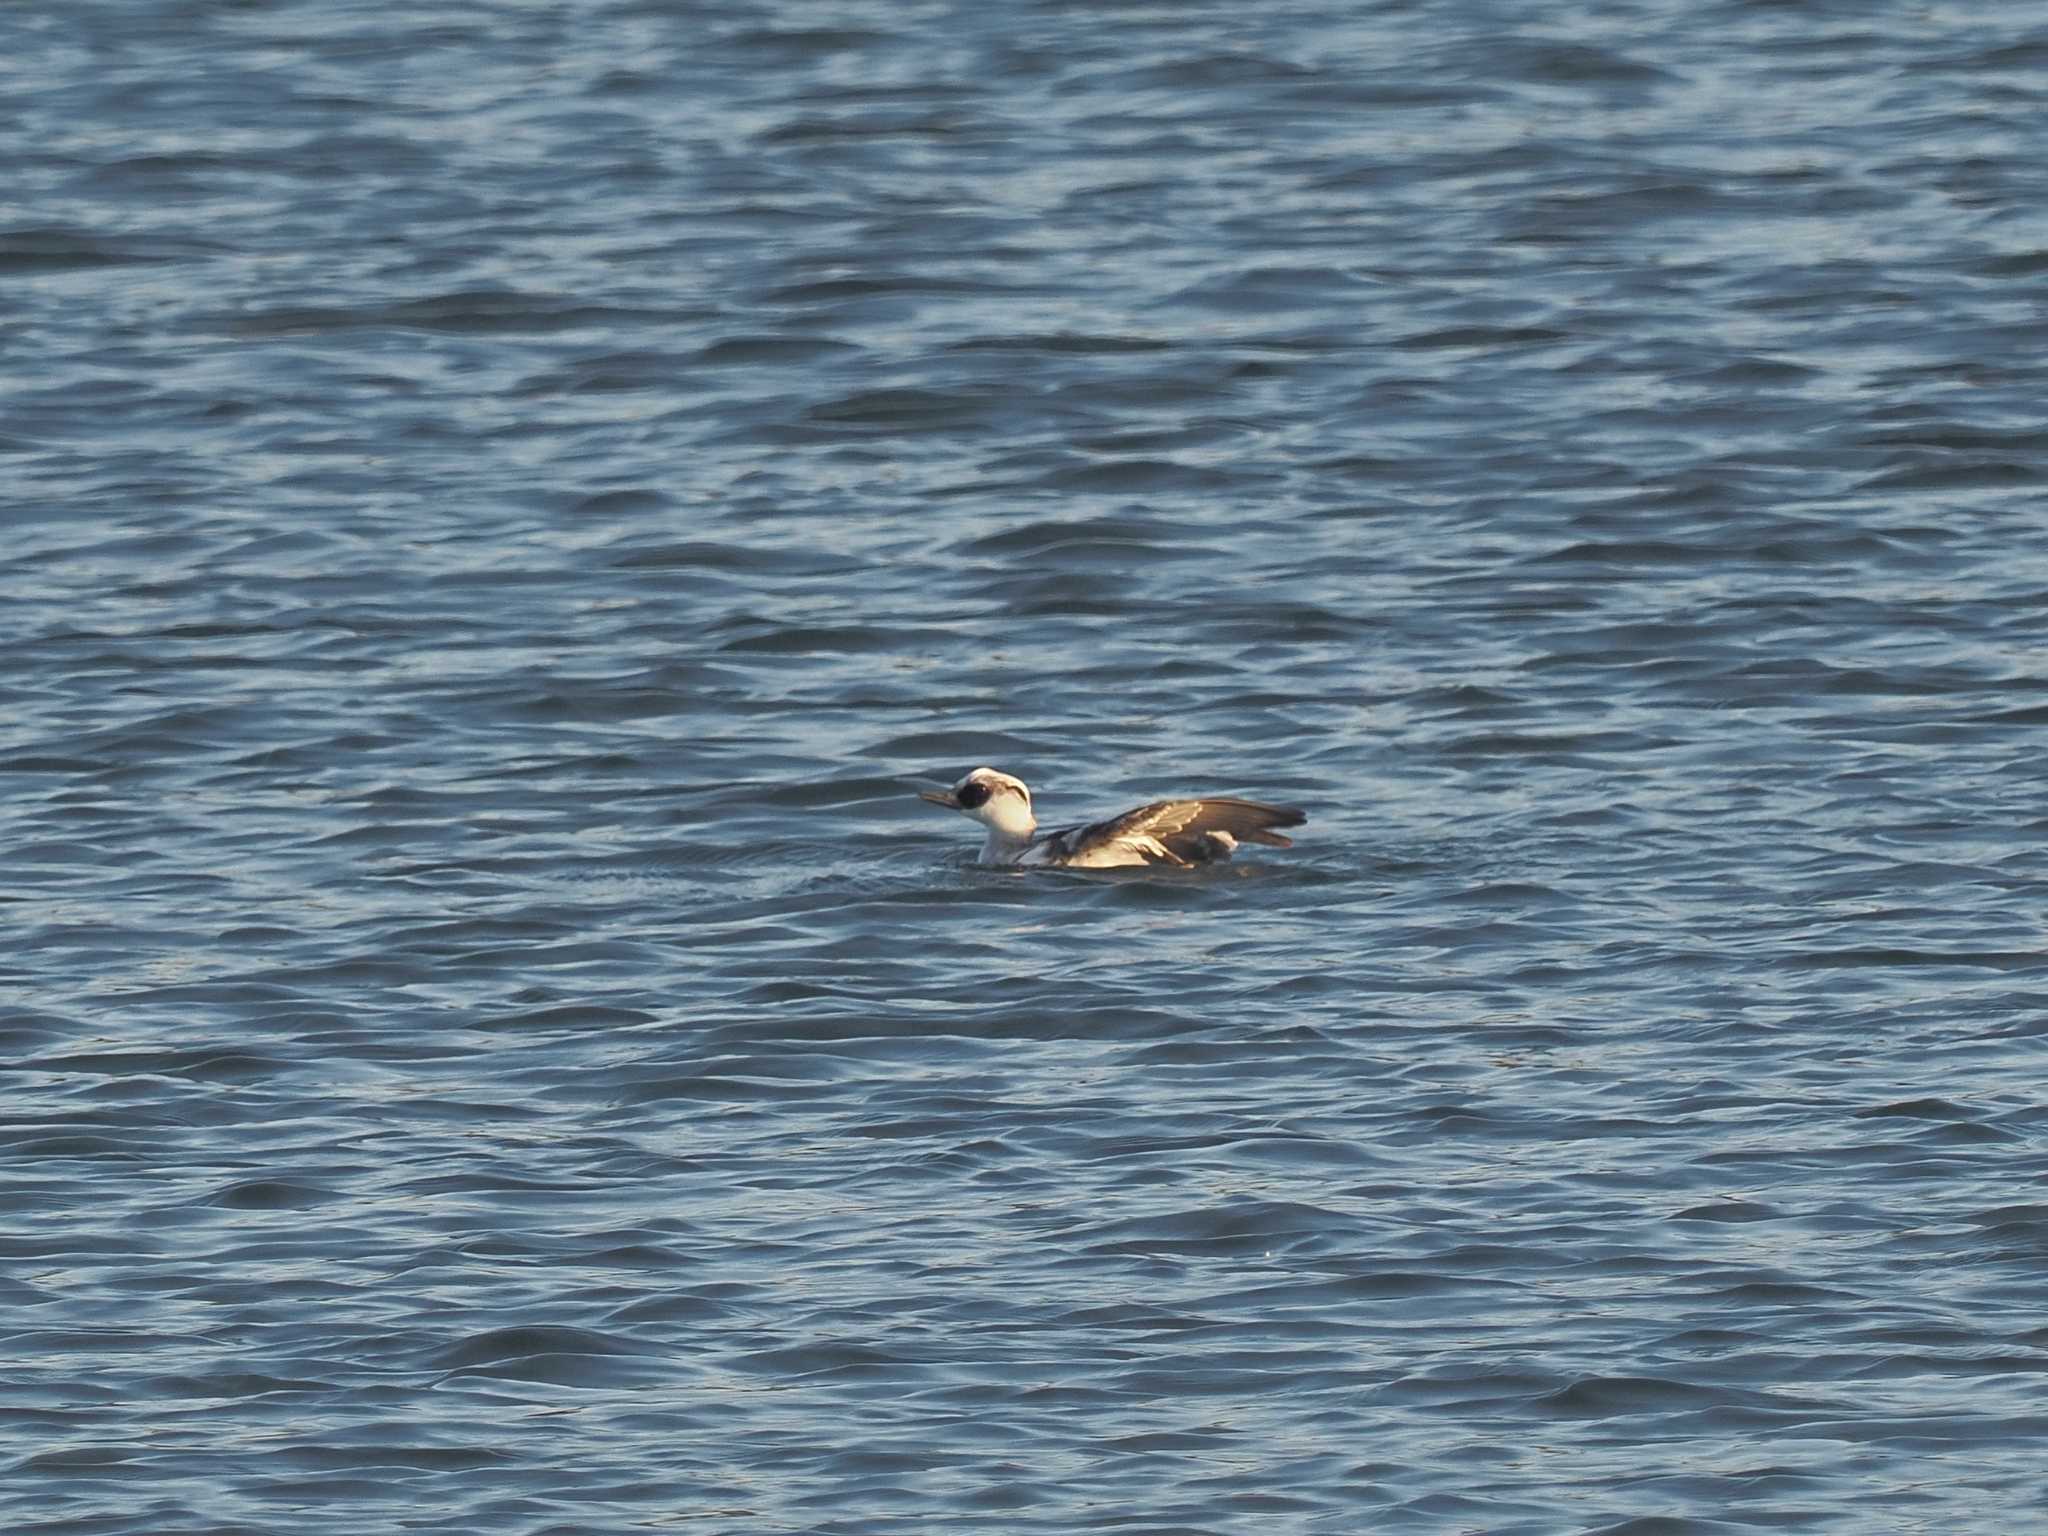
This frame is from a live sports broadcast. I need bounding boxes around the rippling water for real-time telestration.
[8,1,2048,1531]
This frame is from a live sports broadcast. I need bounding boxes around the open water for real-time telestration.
[7,1,2048,1532]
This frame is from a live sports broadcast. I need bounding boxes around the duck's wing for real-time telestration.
[1033,797,1306,868]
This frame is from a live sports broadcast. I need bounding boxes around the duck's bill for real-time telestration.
[918,788,959,808]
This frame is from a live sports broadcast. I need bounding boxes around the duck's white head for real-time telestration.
[919,766,1037,843]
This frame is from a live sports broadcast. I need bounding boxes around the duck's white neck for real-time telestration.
[975,795,1037,862]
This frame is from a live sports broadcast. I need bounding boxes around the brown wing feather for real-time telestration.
[1065,797,1306,865]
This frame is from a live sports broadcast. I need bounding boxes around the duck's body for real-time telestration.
[920,768,1305,869]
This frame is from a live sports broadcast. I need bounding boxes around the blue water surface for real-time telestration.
[6,1,2048,1531]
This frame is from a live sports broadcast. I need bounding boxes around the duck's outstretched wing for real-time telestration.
[1032,797,1306,869]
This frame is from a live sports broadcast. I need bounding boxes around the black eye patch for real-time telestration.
[956,781,992,810]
